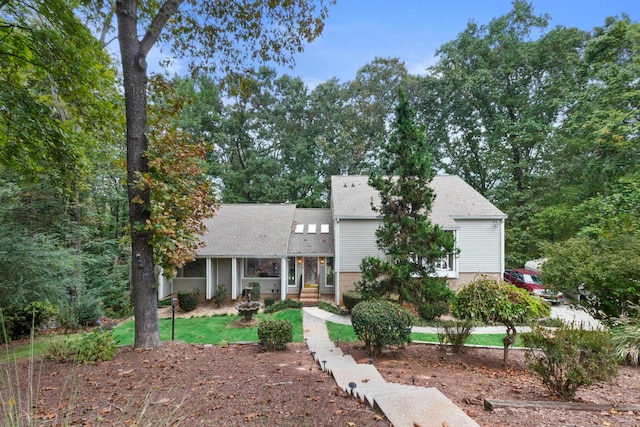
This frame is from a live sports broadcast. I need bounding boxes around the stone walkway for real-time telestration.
[303,307,480,427]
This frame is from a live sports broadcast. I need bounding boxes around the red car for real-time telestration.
[503,268,564,304]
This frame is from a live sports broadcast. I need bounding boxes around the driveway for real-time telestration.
[550,303,603,329]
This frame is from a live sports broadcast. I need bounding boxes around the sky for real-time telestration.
[147,0,640,88]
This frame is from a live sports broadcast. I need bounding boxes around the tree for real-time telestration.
[550,16,640,202]
[416,1,586,266]
[356,88,455,315]
[110,0,332,348]
[452,275,550,366]
[541,175,640,322]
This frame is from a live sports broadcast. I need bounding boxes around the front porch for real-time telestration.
[160,255,336,306]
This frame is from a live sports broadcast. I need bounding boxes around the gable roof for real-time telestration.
[198,204,296,257]
[331,175,506,228]
[198,205,334,257]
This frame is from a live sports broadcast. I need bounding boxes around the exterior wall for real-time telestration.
[172,278,206,294]
[215,258,233,297]
[338,272,363,301]
[337,219,384,271]
[456,219,503,273]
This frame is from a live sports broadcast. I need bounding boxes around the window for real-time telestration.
[245,258,280,278]
[178,258,206,278]
[325,258,334,287]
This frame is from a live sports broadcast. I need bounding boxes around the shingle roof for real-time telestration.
[198,204,296,257]
[331,175,506,228]
[288,209,334,256]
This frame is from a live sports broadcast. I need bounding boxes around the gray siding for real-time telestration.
[456,220,502,272]
[338,219,385,272]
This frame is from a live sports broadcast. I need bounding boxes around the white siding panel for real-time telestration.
[457,220,502,272]
[338,220,385,271]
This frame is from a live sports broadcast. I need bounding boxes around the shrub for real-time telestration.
[418,301,449,321]
[257,319,293,350]
[177,289,200,312]
[351,300,413,356]
[437,319,475,353]
[45,337,74,363]
[263,299,302,313]
[343,291,363,312]
[249,282,261,301]
[521,324,618,400]
[452,275,550,366]
[318,301,347,316]
[73,330,119,363]
[57,305,80,331]
[611,304,640,365]
[0,300,58,342]
[264,296,275,307]
[213,284,227,308]
[74,292,104,326]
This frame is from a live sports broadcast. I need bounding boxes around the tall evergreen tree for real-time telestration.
[357,88,455,318]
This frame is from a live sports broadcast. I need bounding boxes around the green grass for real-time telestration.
[1,309,303,362]
[327,322,525,348]
[112,308,303,346]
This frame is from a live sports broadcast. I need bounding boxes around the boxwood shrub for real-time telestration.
[177,289,200,312]
[351,300,413,355]
[343,291,363,312]
[257,319,293,350]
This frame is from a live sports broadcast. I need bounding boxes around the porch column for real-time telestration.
[205,257,213,300]
[231,257,238,299]
[334,218,340,305]
[280,257,287,301]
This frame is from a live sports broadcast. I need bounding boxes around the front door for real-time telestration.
[303,257,318,288]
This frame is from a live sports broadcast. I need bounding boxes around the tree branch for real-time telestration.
[139,0,184,57]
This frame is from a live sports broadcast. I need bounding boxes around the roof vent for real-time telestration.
[351,183,355,187]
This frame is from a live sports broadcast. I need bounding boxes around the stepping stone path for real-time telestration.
[303,308,480,427]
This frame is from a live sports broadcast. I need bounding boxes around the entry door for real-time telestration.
[304,257,318,288]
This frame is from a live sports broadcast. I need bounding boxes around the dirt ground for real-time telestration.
[6,303,640,426]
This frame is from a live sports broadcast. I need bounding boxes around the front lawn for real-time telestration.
[112,308,303,346]
[326,322,524,348]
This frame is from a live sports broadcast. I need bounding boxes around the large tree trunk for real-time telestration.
[116,0,160,349]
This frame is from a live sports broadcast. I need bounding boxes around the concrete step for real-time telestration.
[374,386,480,427]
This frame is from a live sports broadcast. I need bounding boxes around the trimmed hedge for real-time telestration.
[263,299,302,313]
[177,289,200,312]
[257,319,293,350]
[343,291,363,312]
[351,300,413,356]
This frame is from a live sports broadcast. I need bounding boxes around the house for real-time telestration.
[158,175,507,305]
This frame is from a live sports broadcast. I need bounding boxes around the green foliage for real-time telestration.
[357,88,456,312]
[177,289,200,312]
[452,276,550,325]
[74,290,104,327]
[73,330,119,364]
[263,299,302,314]
[351,300,413,356]
[248,282,261,301]
[542,232,640,322]
[263,297,275,307]
[437,319,476,353]
[521,325,618,400]
[214,285,227,308]
[611,305,640,365]
[342,291,364,312]
[452,275,550,365]
[418,301,449,321]
[45,330,119,364]
[317,301,347,316]
[257,319,293,350]
[0,301,58,342]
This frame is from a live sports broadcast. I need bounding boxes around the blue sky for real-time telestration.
[149,1,639,87]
